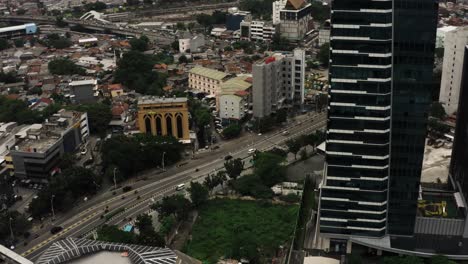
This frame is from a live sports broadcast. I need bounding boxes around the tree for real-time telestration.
[171,40,179,51]
[0,39,10,51]
[318,43,330,66]
[55,16,68,27]
[0,211,31,243]
[48,58,85,75]
[430,102,446,119]
[68,103,111,137]
[27,86,42,95]
[194,108,211,127]
[135,214,154,233]
[383,256,424,264]
[310,1,330,23]
[430,255,457,264]
[178,55,189,64]
[16,8,26,15]
[176,22,186,30]
[254,152,286,186]
[114,51,168,93]
[0,72,21,84]
[188,182,209,207]
[14,39,24,48]
[130,36,149,51]
[152,194,192,221]
[136,229,165,247]
[97,225,135,243]
[0,96,42,124]
[215,170,227,189]
[222,124,242,139]
[224,158,244,180]
[348,254,362,264]
[232,174,274,199]
[286,139,302,160]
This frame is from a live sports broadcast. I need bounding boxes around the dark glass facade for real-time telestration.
[319,0,438,238]
[450,46,468,202]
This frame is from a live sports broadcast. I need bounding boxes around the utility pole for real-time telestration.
[9,216,14,243]
[162,152,166,171]
[113,167,117,191]
[51,194,55,221]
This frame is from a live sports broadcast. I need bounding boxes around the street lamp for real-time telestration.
[9,216,14,243]
[113,167,117,191]
[51,195,55,221]
[162,152,166,171]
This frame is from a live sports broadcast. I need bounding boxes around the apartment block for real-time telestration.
[439,27,468,115]
[252,48,305,118]
[188,66,229,96]
[240,20,276,42]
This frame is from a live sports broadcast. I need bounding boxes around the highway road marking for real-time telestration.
[20,114,327,258]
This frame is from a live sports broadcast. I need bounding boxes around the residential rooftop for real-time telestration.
[138,96,188,105]
[189,66,228,81]
[220,76,252,95]
[69,79,97,86]
[11,110,85,154]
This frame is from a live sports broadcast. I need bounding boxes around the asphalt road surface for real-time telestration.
[19,112,327,261]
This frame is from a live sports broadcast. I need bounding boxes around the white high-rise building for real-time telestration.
[439,27,468,115]
[252,48,305,118]
[272,0,287,25]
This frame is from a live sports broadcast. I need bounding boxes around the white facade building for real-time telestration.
[240,20,276,42]
[436,26,457,49]
[219,76,252,121]
[272,0,287,25]
[178,34,205,53]
[188,66,229,96]
[439,27,468,115]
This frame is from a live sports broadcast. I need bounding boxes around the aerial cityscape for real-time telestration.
[0,0,467,263]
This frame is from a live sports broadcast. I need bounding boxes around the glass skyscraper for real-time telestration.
[318,0,438,239]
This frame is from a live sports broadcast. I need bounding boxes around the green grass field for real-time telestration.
[185,199,299,263]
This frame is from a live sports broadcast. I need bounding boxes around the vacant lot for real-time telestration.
[185,198,299,263]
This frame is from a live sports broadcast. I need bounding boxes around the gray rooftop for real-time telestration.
[138,96,188,105]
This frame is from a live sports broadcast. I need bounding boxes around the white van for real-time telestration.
[176,184,185,191]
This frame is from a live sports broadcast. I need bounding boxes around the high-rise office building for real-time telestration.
[450,45,468,208]
[438,27,468,115]
[317,0,438,246]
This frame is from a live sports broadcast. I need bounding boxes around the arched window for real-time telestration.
[144,115,152,134]
[166,115,173,137]
[155,116,162,136]
[176,114,183,139]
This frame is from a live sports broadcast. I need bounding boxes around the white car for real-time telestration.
[248,148,256,154]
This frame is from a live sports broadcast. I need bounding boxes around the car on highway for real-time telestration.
[50,226,63,235]
[282,130,289,136]
[248,148,256,154]
[176,184,185,191]
[211,145,220,150]
[224,155,233,161]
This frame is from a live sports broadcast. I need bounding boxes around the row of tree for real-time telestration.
[101,134,184,181]
[286,130,326,159]
[0,211,31,246]
[29,166,102,217]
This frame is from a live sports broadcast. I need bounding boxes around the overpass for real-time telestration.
[0,15,175,45]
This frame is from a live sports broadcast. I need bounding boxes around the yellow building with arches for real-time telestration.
[137,96,190,141]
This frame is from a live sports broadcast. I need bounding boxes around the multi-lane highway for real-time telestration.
[19,112,327,261]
